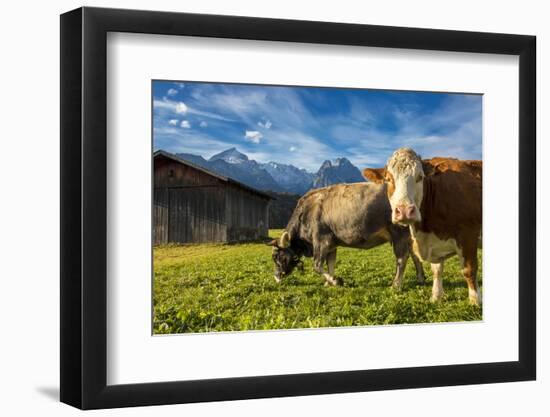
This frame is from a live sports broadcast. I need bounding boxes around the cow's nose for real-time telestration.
[395,204,416,221]
[405,205,416,219]
[394,206,404,220]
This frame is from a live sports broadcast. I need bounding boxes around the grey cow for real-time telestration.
[269,182,425,288]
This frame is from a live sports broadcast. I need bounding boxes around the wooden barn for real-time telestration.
[154,150,272,244]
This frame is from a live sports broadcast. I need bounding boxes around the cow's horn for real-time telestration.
[279,231,290,248]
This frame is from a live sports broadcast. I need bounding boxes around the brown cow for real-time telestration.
[363,148,482,305]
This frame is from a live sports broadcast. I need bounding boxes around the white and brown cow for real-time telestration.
[363,148,482,305]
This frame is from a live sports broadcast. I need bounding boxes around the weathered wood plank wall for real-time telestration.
[153,188,169,245]
[153,153,271,244]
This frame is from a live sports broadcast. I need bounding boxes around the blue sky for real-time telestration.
[153,80,482,172]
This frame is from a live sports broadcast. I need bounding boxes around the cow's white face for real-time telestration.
[363,148,424,226]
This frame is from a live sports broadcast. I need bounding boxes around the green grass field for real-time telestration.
[153,230,482,334]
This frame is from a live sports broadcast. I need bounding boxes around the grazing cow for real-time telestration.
[268,182,425,288]
[363,148,482,305]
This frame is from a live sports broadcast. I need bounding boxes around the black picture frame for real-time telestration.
[60,6,536,410]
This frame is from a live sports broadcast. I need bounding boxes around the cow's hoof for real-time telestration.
[416,276,426,286]
[469,289,481,306]
[334,277,344,286]
[391,282,403,291]
[468,295,481,306]
[430,294,443,303]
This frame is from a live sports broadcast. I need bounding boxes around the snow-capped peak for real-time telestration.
[209,147,249,164]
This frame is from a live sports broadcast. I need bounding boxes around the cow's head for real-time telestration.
[267,231,304,282]
[363,148,424,226]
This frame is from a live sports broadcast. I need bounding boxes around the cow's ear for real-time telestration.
[363,167,385,183]
[279,231,291,248]
[464,160,482,180]
[421,161,437,177]
[267,239,279,247]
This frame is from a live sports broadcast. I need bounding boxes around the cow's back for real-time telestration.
[287,182,392,247]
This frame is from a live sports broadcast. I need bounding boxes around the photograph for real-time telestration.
[152,80,483,334]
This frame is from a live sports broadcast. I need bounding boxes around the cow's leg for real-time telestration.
[313,235,339,286]
[391,234,410,290]
[392,253,408,290]
[461,241,481,306]
[317,248,339,287]
[323,249,341,286]
[411,251,426,285]
[430,262,444,302]
[312,245,324,274]
[463,260,480,305]
[313,244,332,286]
[321,250,337,286]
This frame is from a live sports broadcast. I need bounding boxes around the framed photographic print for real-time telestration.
[60,6,536,410]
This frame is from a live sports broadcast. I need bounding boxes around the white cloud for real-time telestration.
[168,119,178,126]
[258,119,272,129]
[200,121,208,128]
[244,130,263,144]
[258,129,333,171]
[175,102,188,114]
[154,84,481,171]
[153,99,173,111]
[189,108,235,122]
[180,120,191,128]
[167,88,178,96]
[154,127,243,158]
[211,91,267,116]
[206,87,310,128]
[174,82,185,89]
[154,98,234,122]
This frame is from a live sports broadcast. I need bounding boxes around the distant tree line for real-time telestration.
[265,191,301,229]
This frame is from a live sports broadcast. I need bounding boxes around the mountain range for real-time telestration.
[174,147,364,195]
[311,158,365,189]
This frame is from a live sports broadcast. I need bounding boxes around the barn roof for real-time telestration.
[154,150,273,200]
